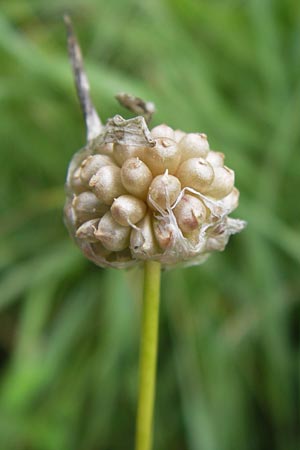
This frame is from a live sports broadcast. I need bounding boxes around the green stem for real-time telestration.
[135,260,161,450]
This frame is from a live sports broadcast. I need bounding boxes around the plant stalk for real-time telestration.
[135,260,161,450]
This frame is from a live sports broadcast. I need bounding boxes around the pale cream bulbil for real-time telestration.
[111,195,147,226]
[113,143,145,166]
[178,133,209,161]
[64,117,246,268]
[95,211,130,252]
[89,165,126,205]
[80,154,116,185]
[141,138,181,176]
[148,174,181,211]
[176,157,214,192]
[121,158,152,200]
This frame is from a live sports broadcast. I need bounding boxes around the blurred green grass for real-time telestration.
[0,1,299,449]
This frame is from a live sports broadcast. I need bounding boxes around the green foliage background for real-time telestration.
[0,1,299,449]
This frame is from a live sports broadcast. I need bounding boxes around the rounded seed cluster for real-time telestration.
[65,121,246,268]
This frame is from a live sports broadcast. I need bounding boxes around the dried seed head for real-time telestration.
[148,173,181,210]
[173,194,207,233]
[113,143,145,166]
[178,133,209,161]
[176,157,214,193]
[151,124,175,140]
[111,195,147,226]
[121,157,153,200]
[76,218,99,242]
[95,211,131,251]
[206,150,224,168]
[80,154,116,185]
[72,191,108,224]
[141,139,181,175]
[205,166,234,199]
[89,165,127,205]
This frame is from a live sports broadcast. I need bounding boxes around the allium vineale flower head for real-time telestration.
[64,19,246,269]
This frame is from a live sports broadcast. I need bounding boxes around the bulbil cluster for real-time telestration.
[63,17,245,269]
[65,120,246,268]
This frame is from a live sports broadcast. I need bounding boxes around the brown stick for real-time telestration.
[115,93,155,124]
[64,15,102,141]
